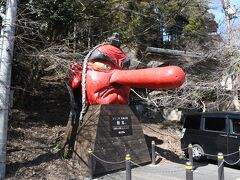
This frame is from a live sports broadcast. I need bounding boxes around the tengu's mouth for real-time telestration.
[99,86,119,98]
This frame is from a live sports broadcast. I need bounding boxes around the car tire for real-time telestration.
[192,144,205,162]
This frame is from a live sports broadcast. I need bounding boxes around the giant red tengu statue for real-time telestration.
[67,33,185,124]
[63,34,186,171]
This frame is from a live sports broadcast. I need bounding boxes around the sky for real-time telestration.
[210,0,240,35]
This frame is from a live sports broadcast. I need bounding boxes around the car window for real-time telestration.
[230,119,240,135]
[204,117,226,132]
[183,114,201,130]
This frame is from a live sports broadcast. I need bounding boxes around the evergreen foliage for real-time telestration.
[20,0,218,49]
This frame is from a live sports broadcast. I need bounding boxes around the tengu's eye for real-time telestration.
[92,61,112,71]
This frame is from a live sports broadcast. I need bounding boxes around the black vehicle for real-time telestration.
[181,112,240,164]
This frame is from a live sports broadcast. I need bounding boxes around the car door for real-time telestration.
[226,116,240,164]
[201,116,228,159]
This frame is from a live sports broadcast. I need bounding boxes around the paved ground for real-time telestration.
[94,161,240,180]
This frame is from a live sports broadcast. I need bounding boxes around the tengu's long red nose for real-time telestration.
[110,66,185,89]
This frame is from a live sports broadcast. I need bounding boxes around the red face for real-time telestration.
[85,45,130,105]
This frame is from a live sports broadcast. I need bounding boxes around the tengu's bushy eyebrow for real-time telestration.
[89,49,116,65]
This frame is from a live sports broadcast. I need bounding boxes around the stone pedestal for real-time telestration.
[66,105,150,175]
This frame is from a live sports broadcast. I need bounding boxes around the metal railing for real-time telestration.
[183,143,240,180]
[85,142,240,180]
